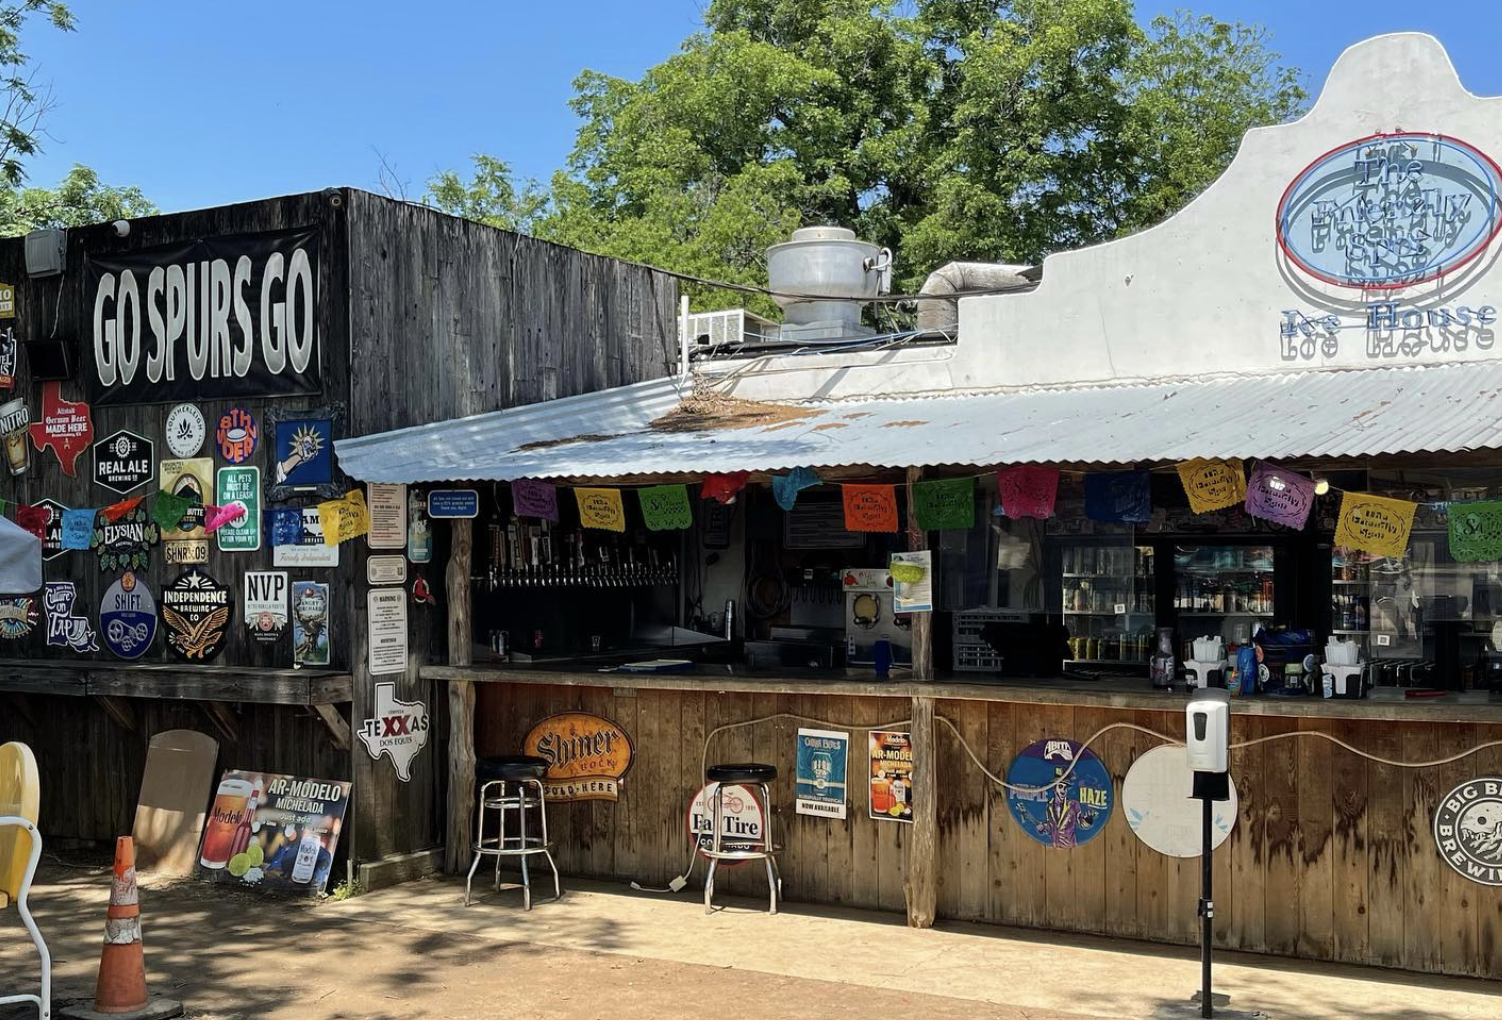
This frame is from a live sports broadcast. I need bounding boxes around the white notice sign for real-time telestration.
[367,588,408,676]
[367,555,407,585]
[367,483,407,549]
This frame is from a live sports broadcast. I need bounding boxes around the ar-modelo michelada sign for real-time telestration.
[85,228,320,406]
[1276,132,1502,363]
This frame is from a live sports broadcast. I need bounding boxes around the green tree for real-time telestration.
[435,1,1305,299]
[0,1,74,185]
[0,163,157,236]
[424,154,549,235]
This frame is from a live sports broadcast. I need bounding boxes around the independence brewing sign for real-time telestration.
[85,228,320,406]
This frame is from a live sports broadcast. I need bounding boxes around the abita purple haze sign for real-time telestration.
[1276,132,1502,289]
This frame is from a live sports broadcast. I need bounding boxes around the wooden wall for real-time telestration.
[478,682,1502,980]
[341,192,679,865]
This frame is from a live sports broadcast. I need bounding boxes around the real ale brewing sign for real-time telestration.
[85,228,321,406]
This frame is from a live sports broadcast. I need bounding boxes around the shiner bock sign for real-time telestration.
[85,228,320,406]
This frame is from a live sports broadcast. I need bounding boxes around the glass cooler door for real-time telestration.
[1060,541,1155,664]
[1172,543,1276,648]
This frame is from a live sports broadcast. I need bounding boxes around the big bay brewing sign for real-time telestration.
[85,228,320,405]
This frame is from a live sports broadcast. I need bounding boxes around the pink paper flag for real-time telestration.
[1244,461,1315,530]
[996,465,1059,520]
[203,502,246,533]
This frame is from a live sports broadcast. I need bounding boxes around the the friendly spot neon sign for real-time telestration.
[1276,132,1502,289]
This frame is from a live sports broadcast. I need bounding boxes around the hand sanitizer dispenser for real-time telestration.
[1186,688,1230,773]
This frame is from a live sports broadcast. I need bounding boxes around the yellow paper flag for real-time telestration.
[575,487,626,532]
[318,489,370,546]
[1176,458,1246,514]
[1334,491,1416,559]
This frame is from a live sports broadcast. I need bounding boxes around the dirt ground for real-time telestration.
[1,859,1096,1020]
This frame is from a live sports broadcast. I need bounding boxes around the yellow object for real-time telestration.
[1334,491,1417,559]
[227,853,251,878]
[575,487,626,532]
[246,843,264,867]
[889,562,925,583]
[317,489,371,545]
[0,741,40,908]
[888,803,906,818]
[1176,458,1246,514]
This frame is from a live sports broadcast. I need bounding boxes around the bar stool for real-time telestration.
[464,754,561,909]
[702,762,780,915]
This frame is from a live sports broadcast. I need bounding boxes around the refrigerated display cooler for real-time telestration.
[1058,542,1155,664]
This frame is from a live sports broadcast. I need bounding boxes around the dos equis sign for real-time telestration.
[523,713,634,802]
[85,228,321,406]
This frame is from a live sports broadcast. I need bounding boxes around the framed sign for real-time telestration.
[367,555,406,585]
[291,581,331,666]
[197,770,349,896]
[215,466,262,552]
[85,228,322,406]
[243,570,288,646]
[367,588,408,676]
[366,483,406,548]
[266,403,343,501]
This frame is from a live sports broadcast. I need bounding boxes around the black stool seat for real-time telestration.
[707,762,777,784]
[477,755,549,782]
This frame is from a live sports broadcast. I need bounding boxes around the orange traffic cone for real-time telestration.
[61,837,182,1020]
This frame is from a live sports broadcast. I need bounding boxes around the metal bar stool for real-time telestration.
[702,763,780,914]
[464,754,561,909]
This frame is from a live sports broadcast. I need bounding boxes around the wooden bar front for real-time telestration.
[438,668,1502,980]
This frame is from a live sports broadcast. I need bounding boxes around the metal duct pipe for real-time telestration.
[915,261,1036,336]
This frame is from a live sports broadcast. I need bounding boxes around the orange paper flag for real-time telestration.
[842,484,899,533]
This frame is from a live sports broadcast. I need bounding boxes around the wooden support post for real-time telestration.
[905,466,934,682]
[311,703,352,751]
[444,517,476,875]
[905,694,938,927]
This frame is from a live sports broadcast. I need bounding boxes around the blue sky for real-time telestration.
[17,1,1502,213]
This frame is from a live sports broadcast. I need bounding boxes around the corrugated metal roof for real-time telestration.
[334,362,1502,483]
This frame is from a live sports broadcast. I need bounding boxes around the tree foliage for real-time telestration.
[433,0,1306,297]
[0,1,73,186]
[0,163,157,236]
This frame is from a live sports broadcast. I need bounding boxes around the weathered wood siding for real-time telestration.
[341,192,679,864]
[479,682,1502,980]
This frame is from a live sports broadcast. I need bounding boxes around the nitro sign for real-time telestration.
[85,228,321,406]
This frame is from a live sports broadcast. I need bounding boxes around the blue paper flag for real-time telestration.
[772,466,821,511]
[61,508,96,551]
[266,506,306,547]
[1084,471,1152,524]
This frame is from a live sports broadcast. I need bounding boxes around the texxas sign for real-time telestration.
[85,228,321,405]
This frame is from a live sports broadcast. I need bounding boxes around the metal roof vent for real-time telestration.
[766,226,891,343]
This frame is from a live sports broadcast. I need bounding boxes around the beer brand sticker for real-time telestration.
[159,457,213,541]
[92,429,155,495]
[357,682,430,782]
[165,403,206,457]
[1434,777,1502,886]
[1005,738,1114,849]
[198,769,351,897]
[215,466,261,552]
[44,581,97,653]
[0,596,37,639]
[523,713,635,802]
[29,382,93,476]
[243,570,288,645]
[406,490,431,563]
[164,539,208,565]
[0,282,13,318]
[92,505,160,573]
[216,406,257,463]
[100,571,158,660]
[291,580,331,666]
[162,568,231,662]
[267,405,342,501]
[273,506,339,568]
[0,325,15,389]
[34,498,68,561]
[869,730,914,822]
[688,783,766,858]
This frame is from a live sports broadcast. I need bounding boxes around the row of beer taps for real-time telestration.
[471,517,678,590]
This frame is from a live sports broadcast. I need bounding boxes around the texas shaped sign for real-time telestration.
[30,381,93,476]
[357,682,430,782]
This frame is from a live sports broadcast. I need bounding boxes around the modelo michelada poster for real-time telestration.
[197,769,350,896]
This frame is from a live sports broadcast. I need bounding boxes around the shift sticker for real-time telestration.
[100,571,157,660]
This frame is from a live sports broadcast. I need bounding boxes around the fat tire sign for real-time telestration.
[93,429,154,494]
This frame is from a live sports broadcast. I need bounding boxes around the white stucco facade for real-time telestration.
[705,33,1502,402]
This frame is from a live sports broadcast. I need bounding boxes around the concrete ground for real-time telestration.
[1,859,1499,1020]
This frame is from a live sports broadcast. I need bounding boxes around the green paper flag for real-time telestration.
[1448,500,1502,563]
[150,490,193,532]
[638,484,692,531]
[913,477,975,531]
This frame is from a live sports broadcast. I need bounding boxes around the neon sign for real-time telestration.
[1276,132,1502,289]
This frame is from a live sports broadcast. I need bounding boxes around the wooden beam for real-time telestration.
[199,701,239,746]
[311,703,352,751]
[904,694,938,928]
[93,695,138,733]
[905,465,934,682]
[445,516,476,875]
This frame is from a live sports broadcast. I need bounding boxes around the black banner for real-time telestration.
[85,227,321,406]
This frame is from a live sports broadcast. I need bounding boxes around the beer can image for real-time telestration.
[0,397,28,476]
[200,777,253,869]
